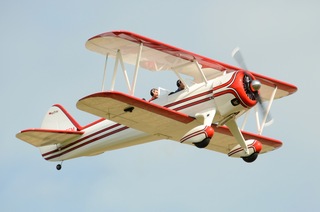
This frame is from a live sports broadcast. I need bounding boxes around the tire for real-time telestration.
[242,152,259,163]
[193,137,211,148]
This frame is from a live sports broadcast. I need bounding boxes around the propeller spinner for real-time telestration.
[232,47,272,124]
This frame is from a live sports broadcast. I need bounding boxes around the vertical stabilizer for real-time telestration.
[41,104,81,131]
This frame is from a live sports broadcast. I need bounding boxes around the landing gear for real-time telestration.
[193,137,211,148]
[56,161,63,170]
[242,152,259,163]
[56,164,62,170]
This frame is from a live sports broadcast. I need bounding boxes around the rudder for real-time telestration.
[41,104,81,131]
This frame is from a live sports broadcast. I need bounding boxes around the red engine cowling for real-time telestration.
[213,71,258,117]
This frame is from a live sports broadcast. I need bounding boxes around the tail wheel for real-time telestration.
[56,164,62,170]
[56,161,63,170]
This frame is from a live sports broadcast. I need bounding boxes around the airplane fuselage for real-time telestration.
[40,71,255,162]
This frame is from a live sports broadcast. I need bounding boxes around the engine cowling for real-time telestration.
[213,71,259,118]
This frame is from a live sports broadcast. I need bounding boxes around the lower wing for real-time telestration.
[76,91,199,141]
[77,91,281,155]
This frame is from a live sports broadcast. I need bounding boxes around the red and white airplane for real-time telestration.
[16,31,297,170]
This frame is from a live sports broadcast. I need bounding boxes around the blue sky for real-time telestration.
[1,0,319,211]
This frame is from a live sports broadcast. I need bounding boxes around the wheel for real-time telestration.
[193,137,211,148]
[56,164,62,170]
[242,152,259,163]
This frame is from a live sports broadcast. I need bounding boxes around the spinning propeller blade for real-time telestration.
[231,47,248,70]
[232,47,273,125]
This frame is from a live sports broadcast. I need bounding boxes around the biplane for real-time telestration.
[16,31,297,170]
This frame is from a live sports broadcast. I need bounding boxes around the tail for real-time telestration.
[41,104,82,131]
[38,104,82,159]
[16,104,83,160]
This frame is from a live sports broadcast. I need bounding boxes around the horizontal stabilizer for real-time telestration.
[16,129,83,147]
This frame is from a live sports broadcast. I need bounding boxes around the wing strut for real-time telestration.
[108,44,143,95]
[172,60,209,90]
[101,53,109,91]
[240,86,278,135]
[111,49,132,92]
[172,61,194,91]
[258,86,277,134]
[194,60,208,85]
[130,43,143,96]
[172,70,189,91]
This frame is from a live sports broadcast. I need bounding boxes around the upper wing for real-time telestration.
[76,91,199,141]
[85,30,297,100]
[16,129,83,147]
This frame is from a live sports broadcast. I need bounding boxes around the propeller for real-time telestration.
[232,47,273,125]
[231,47,248,70]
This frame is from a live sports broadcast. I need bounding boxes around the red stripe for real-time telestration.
[42,123,121,157]
[172,97,212,111]
[164,90,213,108]
[43,95,212,160]
[212,72,236,91]
[180,130,204,143]
[213,89,249,108]
[45,126,129,160]
[180,126,208,143]
[228,147,244,156]
[43,124,125,159]
[45,90,214,159]
[53,104,83,130]
[227,141,257,156]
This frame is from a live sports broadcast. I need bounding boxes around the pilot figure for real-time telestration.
[149,88,158,102]
[175,80,185,93]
